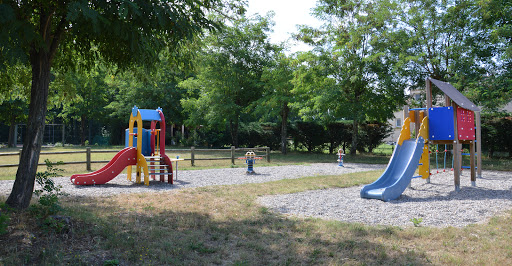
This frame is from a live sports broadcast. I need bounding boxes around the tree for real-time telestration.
[293,0,405,154]
[0,63,31,147]
[180,14,278,147]
[0,0,240,209]
[52,61,112,145]
[257,53,295,154]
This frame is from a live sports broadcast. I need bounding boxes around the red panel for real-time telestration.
[457,107,475,140]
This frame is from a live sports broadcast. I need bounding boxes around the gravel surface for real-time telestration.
[258,169,512,228]
[0,163,382,198]
[2,163,511,228]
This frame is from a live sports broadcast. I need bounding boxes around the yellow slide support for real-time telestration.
[417,116,430,179]
[127,110,150,185]
[397,117,411,146]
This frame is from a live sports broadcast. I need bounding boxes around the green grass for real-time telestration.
[2,169,512,265]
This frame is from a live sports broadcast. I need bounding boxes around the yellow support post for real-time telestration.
[417,117,430,179]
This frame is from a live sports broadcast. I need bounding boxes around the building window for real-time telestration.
[396,118,402,127]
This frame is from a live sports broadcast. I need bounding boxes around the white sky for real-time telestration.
[246,0,323,53]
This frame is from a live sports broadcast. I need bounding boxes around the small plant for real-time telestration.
[103,259,120,266]
[410,217,423,227]
[30,159,64,220]
[0,208,9,235]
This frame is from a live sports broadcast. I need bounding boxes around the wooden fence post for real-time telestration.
[266,147,270,163]
[191,146,195,166]
[86,147,91,171]
[231,146,235,165]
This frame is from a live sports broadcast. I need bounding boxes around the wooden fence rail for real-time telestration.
[0,146,270,170]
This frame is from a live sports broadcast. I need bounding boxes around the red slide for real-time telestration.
[70,147,137,185]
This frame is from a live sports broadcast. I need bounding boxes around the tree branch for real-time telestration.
[49,16,68,62]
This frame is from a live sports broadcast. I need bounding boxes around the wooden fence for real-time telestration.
[0,146,270,171]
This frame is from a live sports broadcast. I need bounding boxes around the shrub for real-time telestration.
[325,122,352,154]
[358,122,392,153]
[30,160,64,220]
[290,121,326,152]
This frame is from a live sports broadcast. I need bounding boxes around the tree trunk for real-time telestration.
[80,115,86,146]
[350,119,359,155]
[6,50,51,210]
[229,119,239,148]
[280,103,289,155]
[7,116,16,148]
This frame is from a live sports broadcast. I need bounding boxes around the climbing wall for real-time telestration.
[457,107,475,140]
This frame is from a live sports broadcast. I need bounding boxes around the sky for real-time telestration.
[246,0,323,53]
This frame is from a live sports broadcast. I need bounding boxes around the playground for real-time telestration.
[2,81,512,264]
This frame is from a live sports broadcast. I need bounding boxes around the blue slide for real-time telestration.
[360,136,425,201]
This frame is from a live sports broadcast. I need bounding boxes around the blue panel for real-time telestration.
[125,128,152,156]
[138,109,161,121]
[428,107,454,140]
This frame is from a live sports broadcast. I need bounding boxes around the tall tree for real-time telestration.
[257,52,295,154]
[180,14,278,147]
[294,0,405,154]
[0,0,240,209]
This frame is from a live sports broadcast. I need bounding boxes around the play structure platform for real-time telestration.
[361,78,482,201]
[71,106,182,186]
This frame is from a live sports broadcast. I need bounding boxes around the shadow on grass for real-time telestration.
[13,197,431,265]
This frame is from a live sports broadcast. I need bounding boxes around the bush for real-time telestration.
[30,160,64,219]
[290,121,326,152]
[481,113,512,158]
[238,122,280,149]
[325,122,352,154]
[358,122,392,153]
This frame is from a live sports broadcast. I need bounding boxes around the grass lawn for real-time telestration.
[1,170,512,265]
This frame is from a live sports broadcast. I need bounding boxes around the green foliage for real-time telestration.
[238,122,281,149]
[325,122,352,154]
[290,121,327,152]
[293,0,405,153]
[358,122,393,153]
[103,259,120,266]
[410,217,424,227]
[30,160,64,220]
[481,113,512,158]
[180,14,279,146]
[0,203,10,235]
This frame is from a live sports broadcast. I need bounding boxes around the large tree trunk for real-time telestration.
[229,119,239,148]
[350,119,359,155]
[7,116,16,148]
[280,103,289,155]
[6,50,51,209]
